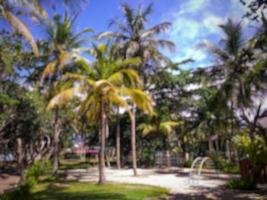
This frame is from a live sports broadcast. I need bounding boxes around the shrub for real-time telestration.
[233,133,267,165]
[211,154,240,174]
[226,178,257,190]
[183,159,193,168]
[222,163,240,174]
[24,159,52,190]
[1,160,52,200]
[26,160,51,181]
[0,183,31,200]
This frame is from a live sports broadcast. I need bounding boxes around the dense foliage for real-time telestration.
[0,0,266,191]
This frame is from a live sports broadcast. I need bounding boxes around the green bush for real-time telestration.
[211,154,240,174]
[183,159,193,168]
[0,160,52,200]
[0,183,31,200]
[222,163,240,174]
[233,133,267,165]
[24,160,52,189]
[226,178,257,190]
[26,160,51,181]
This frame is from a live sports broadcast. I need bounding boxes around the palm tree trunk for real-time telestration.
[164,137,171,167]
[225,139,231,161]
[105,119,110,168]
[52,110,60,176]
[166,150,171,167]
[98,97,106,184]
[16,138,26,183]
[130,107,137,176]
[208,136,214,154]
[116,118,121,169]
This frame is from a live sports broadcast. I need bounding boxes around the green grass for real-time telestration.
[59,160,91,170]
[30,181,169,200]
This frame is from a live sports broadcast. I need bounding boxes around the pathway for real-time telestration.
[0,173,19,194]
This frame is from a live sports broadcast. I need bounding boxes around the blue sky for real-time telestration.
[1,0,259,69]
[62,0,259,69]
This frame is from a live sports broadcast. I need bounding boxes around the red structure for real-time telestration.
[239,158,267,183]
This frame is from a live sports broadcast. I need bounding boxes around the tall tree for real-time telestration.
[138,114,179,167]
[48,44,153,183]
[0,0,89,56]
[98,2,175,82]
[99,3,173,174]
[41,14,92,175]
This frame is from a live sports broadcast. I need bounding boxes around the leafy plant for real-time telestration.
[226,178,257,190]
[0,183,31,200]
[233,133,267,164]
[26,160,52,187]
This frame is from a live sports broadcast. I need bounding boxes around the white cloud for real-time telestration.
[178,0,211,15]
[170,17,201,40]
[166,12,222,68]
[162,0,258,69]
[202,14,224,33]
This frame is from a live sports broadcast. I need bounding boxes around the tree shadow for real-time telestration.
[33,190,127,200]
[32,184,129,200]
[30,181,167,200]
[169,186,267,200]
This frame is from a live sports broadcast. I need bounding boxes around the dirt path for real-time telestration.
[0,173,19,194]
[64,167,267,200]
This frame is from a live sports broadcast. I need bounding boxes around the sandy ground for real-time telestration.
[1,167,266,199]
[0,173,19,194]
[64,167,267,200]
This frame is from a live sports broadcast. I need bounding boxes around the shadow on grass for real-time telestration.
[168,186,267,200]
[32,190,127,200]
[59,161,90,170]
[31,181,168,200]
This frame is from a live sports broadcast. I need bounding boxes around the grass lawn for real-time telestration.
[31,181,169,200]
[59,160,91,170]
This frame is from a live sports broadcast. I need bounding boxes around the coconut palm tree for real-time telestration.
[98,3,175,77]
[0,0,88,56]
[138,114,179,167]
[41,14,92,175]
[47,43,153,184]
[98,3,172,174]
[202,19,253,137]
[0,0,43,56]
[204,19,254,106]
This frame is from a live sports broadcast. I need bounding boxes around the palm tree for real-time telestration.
[41,14,92,175]
[122,87,154,175]
[0,0,88,56]
[99,3,172,174]
[0,0,43,56]
[115,106,121,169]
[202,19,253,136]
[138,114,179,167]
[98,3,175,78]
[47,43,153,184]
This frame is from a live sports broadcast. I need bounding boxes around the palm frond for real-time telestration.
[108,68,142,87]
[138,123,155,136]
[63,72,95,86]
[121,3,134,29]
[141,22,171,38]
[41,60,57,81]
[47,87,80,110]
[2,9,39,56]
[116,57,141,68]
[121,88,153,114]
[142,3,153,18]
